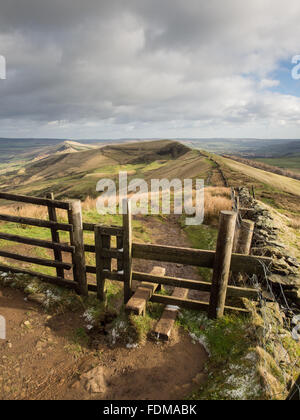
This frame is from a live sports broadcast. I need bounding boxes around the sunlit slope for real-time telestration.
[222,157,300,196]
[0,140,213,199]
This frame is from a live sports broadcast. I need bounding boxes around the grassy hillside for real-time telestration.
[0,140,214,200]
[254,155,300,174]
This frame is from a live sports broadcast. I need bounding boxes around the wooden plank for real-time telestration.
[68,200,88,296]
[83,222,95,232]
[132,242,272,274]
[84,244,96,253]
[101,248,123,259]
[0,232,74,253]
[0,264,76,289]
[47,192,64,279]
[152,287,188,341]
[132,243,215,267]
[117,235,123,272]
[232,219,255,284]
[86,265,96,274]
[0,213,73,231]
[0,249,72,270]
[150,294,248,314]
[132,271,257,299]
[123,199,133,303]
[126,266,166,315]
[86,266,125,281]
[0,192,71,210]
[83,223,123,235]
[208,211,237,319]
[95,225,111,301]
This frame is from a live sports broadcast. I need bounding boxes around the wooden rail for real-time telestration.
[132,243,271,275]
[132,271,258,299]
[0,249,73,270]
[0,232,74,253]
[0,192,87,294]
[0,192,71,210]
[0,213,73,231]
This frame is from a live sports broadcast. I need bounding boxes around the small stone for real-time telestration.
[81,366,107,394]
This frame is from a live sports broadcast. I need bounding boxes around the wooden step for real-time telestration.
[151,287,188,341]
[125,266,166,316]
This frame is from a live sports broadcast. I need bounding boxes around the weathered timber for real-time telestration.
[83,223,123,236]
[0,213,73,231]
[95,225,111,301]
[150,294,248,313]
[86,265,96,274]
[152,286,188,341]
[232,219,255,284]
[100,248,123,259]
[117,235,124,272]
[84,244,96,253]
[132,271,257,299]
[0,232,74,253]
[132,242,272,274]
[235,220,255,255]
[123,199,133,303]
[68,200,88,296]
[208,211,237,319]
[47,192,64,278]
[0,249,72,270]
[0,264,76,289]
[126,266,166,316]
[0,192,71,210]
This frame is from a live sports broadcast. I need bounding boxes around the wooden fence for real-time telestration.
[0,192,87,296]
[0,192,272,319]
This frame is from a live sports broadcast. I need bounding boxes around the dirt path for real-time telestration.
[0,287,207,400]
[0,216,209,400]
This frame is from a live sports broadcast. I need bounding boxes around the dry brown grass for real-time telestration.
[0,187,232,227]
[288,216,300,229]
[0,203,67,221]
[204,187,232,224]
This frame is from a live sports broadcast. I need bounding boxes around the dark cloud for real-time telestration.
[0,0,300,138]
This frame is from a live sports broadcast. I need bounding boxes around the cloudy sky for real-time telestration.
[1,0,300,139]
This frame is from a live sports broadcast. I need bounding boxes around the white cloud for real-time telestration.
[0,0,300,138]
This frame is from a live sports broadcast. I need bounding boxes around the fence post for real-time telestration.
[123,199,133,304]
[46,192,64,279]
[68,200,88,296]
[235,220,255,255]
[95,226,111,302]
[231,219,255,284]
[208,210,237,319]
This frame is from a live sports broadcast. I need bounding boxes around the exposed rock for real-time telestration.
[237,187,300,308]
[80,366,107,394]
